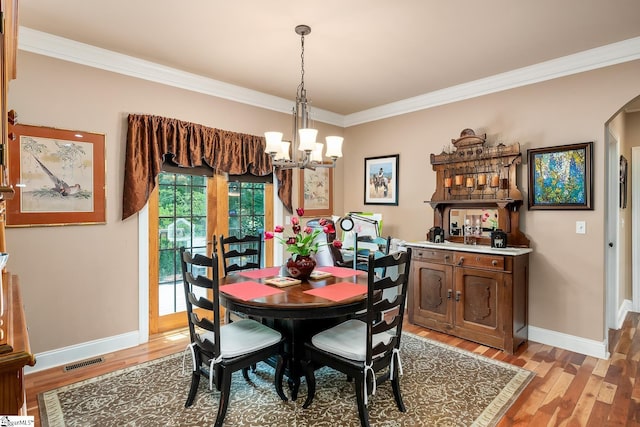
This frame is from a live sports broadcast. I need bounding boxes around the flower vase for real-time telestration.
[286,255,316,281]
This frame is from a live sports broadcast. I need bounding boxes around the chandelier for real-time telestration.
[264,25,343,169]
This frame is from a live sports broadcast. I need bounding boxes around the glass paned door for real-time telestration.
[149,174,273,334]
[228,181,266,265]
[158,173,208,315]
[150,172,212,333]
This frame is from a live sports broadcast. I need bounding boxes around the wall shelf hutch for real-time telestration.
[407,129,531,354]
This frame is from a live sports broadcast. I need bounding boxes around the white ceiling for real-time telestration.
[17,0,640,121]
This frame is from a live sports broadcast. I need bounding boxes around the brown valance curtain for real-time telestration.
[122,114,292,219]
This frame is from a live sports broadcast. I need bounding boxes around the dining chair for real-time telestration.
[305,218,335,267]
[329,243,353,268]
[217,233,264,324]
[301,248,412,427]
[179,247,287,427]
[217,233,262,276]
[353,234,392,276]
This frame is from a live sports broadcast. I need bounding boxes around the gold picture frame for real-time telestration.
[7,123,106,226]
[299,167,333,217]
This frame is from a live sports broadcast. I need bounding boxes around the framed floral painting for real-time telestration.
[527,142,593,210]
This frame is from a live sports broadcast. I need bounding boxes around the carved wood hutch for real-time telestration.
[407,129,531,354]
[0,0,36,416]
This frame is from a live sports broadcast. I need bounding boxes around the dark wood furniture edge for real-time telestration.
[0,273,36,415]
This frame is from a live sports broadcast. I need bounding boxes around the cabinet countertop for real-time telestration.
[405,241,533,256]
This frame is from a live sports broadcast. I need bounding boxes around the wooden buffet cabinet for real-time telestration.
[407,242,531,353]
[407,129,531,353]
[0,0,35,416]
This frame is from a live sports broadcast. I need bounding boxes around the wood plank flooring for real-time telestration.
[24,313,640,426]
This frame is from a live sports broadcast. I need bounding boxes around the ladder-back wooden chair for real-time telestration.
[179,248,287,427]
[302,248,412,427]
[217,234,262,276]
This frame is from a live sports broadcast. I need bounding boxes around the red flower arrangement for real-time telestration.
[264,208,343,259]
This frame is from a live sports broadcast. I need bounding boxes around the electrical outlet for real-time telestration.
[576,221,586,234]
[285,215,291,225]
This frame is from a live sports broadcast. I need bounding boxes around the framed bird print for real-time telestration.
[299,166,333,217]
[7,123,106,226]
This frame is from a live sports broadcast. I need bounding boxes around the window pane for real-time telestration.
[192,175,206,186]
[158,173,175,185]
[228,181,266,265]
[175,174,189,186]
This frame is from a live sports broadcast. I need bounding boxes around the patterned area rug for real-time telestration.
[39,332,534,426]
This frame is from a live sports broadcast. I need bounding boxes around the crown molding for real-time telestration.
[18,27,344,127]
[19,27,640,128]
[344,36,640,126]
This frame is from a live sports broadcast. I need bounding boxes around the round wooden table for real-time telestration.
[219,267,368,400]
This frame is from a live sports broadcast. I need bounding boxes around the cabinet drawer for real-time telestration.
[454,252,505,271]
[412,248,452,264]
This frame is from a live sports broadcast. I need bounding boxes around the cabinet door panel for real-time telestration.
[409,261,453,330]
[454,267,504,344]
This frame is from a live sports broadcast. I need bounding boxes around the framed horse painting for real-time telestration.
[364,154,399,205]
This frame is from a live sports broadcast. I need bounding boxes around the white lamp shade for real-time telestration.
[325,136,343,158]
[310,143,324,162]
[264,132,283,154]
[298,128,318,151]
[275,141,291,161]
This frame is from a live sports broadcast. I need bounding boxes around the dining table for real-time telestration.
[218,265,369,400]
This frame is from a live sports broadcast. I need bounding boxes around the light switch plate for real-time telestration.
[576,221,586,234]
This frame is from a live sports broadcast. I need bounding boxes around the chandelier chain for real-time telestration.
[298,32,305,97]
[263,24,343,170]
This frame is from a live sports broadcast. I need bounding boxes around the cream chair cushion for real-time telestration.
[201,319,282,358]
[311,319,393,361]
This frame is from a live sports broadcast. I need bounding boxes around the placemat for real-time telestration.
[237,266,282,279]
[219,281,284,300]
[303,282,368,302]
[313,266,366,278]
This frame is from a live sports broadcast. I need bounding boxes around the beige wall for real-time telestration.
[343,61,640,341]
[7,49,640,355]
[6,52,343,353]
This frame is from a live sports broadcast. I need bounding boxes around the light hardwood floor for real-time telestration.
[25,314,640,426]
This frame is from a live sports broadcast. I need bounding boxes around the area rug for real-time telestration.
[39,332,534,426]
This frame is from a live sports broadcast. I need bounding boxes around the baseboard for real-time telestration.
[528,326,609,359]
[617,299,633,330]
[24,331,140,374]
